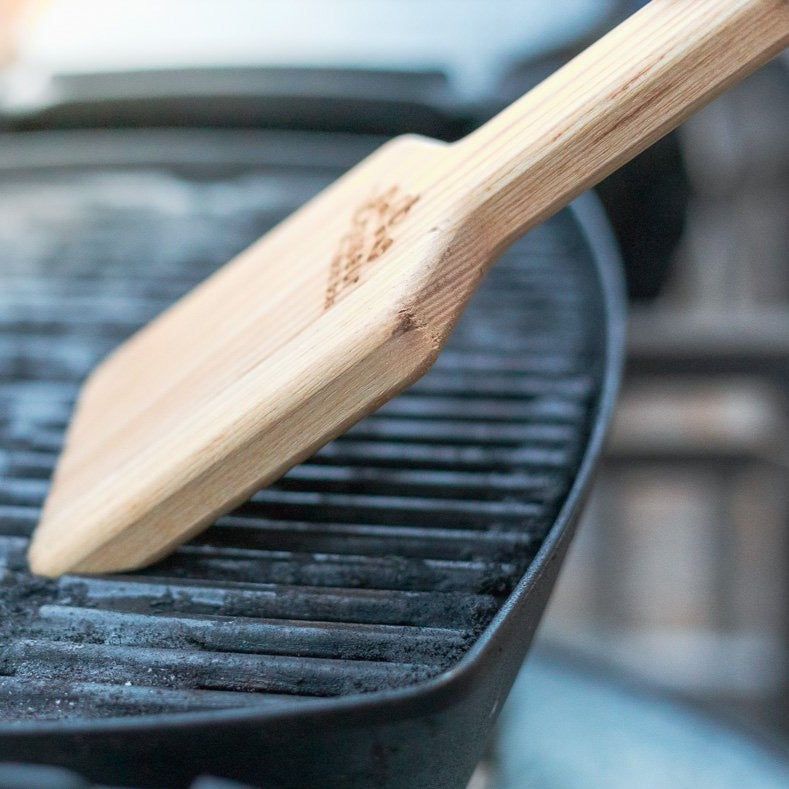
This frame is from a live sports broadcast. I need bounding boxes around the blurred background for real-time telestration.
[0,0,787,785]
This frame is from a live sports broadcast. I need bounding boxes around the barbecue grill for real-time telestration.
[0,74,624,788]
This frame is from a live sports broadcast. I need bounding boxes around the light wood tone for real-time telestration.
[0,0,29,66]
[28,0,789,576]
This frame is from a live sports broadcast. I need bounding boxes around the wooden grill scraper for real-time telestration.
[29,0,789,576]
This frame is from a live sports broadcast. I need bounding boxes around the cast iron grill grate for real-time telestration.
[0,129,604,724]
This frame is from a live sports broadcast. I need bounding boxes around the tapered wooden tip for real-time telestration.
[27,537,67,578]
[27,520,103,578]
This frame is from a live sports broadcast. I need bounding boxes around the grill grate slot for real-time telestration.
[273,464,560,501]
[0,677,303,721]
[33,606,469,663]
[54,575,501,629]
[199,520,539,562]
[7,640,436,696]
[313,439,577,472]
[0,135,604,723]
[132,547,522,595]
[236,491,547,530]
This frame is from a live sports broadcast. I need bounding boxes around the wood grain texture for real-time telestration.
[29,0,789,576]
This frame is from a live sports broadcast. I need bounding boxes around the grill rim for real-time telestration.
[0,134,625,737]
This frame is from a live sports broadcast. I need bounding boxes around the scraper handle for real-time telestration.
[450,0,789,253]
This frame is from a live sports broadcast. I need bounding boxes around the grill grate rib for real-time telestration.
[0,131,604,721]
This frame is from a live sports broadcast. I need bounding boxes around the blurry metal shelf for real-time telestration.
[627,307,789,374]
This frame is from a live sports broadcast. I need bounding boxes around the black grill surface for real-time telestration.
[0,129,605,725]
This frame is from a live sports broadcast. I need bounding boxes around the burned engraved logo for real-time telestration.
[324,186,419,310]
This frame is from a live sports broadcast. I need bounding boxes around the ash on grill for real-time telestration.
[0,135,599,722]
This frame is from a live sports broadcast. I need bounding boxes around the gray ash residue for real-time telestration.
[0,568,58,675]
[0,151,602,722]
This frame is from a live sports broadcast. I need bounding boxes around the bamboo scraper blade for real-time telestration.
[29,0,789,576]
